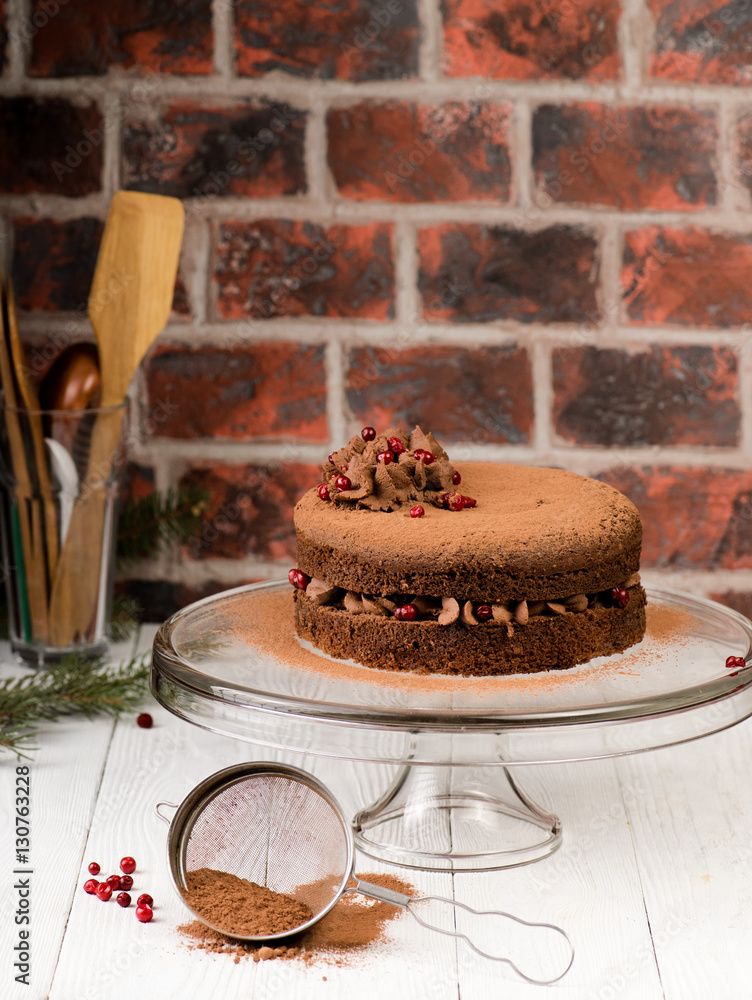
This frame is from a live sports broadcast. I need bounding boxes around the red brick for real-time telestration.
[215,221,395,321]
[648,0,752,84]
[327,101,511,203]
[418,224,599,324]
[0,98,103,195]
[179,462,318,562]
[708,592,752,620]
[623,227,752,328]
[554,345,739,447]
[12,216,187,319]
[29,0,212,76]
[145,343,328,442]
[119,463,155,507]
[600,466,752,569]
[13,217,104,312]
[235,0,419,80]
[346,344,533,444]
[123,101,306,200]
[442,0,620,80]
[533,104,717,211]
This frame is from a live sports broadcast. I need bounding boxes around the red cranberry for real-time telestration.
[410,505,425,518]
[117,892,131,908]
[96,883,112,901]
[394,604,418,621]
[610,587,630,609]
[106,874,121,890]
[726,655,746,670]
[317,483,331,501]
[88,862,100,876]
[135,904,153,923]
[377,451,394,465]
[83,878,99,895]
[136,713,153,729]
[387,437,405,456]
[461,495,477,508]
[413,449,435,465]
[120,874,134,891]
[334,474,352,491]
[288,569,310,591]
[452,471,461,485]
[361,426,376,442]
[120,857,137,875]
[328,453,336,464]
[441,493,465,511]
[475,605,493,621]
[137,893,153,908]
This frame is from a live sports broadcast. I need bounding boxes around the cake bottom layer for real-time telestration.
[293,586,647,676]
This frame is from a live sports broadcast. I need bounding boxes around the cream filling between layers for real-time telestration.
[301,573,642,632]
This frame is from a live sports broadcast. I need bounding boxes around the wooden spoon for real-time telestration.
[48,191,184,648]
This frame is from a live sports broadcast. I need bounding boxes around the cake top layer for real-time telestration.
[295,462,642,600]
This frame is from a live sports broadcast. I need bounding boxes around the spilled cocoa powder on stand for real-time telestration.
[178,868,414,967]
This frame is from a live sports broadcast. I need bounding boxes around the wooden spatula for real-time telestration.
[48,191,184,648]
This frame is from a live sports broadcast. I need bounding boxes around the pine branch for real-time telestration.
[0,653,150,758]
[116,486,209,563]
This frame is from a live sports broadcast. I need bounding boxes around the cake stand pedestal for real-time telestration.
[151,582,752,872]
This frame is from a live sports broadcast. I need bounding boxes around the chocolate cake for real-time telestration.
[290,426,646,676]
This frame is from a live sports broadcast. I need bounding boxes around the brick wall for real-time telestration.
[2,0,752,619]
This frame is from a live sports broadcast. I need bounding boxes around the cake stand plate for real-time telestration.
[151,583,752,871]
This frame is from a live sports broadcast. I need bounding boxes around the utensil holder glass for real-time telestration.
[0,402,129,666]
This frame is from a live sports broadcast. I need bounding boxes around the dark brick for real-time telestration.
[179,462,318,562]
[0,98,103,195]
[553,345,739,447]
[649,0,752,83]
[327,101,511,203]
[235,0,419,80]
[215,220,395,320]
[29,0,212,76]
[171,269,192,320]
[145,343,328,442]
[623,227,752,328]
[115,576,269,620]
[123,101,307,200]
[737,112,752,199]
[0,0,7,74]
[601,466,752,570]
[418,223,599,324]
[346,344,533,445]
[13,217,104,312]
[442,0,620,80]
[533,104,717,211]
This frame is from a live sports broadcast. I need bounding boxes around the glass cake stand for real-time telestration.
[151,582,752,871]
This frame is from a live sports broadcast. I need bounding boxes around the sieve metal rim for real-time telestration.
[163,761,356,942]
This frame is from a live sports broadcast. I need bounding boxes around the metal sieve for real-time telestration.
[156,762,574,985]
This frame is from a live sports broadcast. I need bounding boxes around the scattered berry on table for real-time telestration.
[136,713,153,729]
[135,904,153,923]
[106,874,121,890]
[120,857,137,875]
[120,874,134,891]
[137,893,153,908]
[88,862,100,875]
[83,879,99,895]
[96,883,112,901]
[117,892,131,908]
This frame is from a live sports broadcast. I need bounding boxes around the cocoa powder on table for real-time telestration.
[178,871,414,967]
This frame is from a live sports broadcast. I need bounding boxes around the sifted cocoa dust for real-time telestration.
[178,871,414,967]
[182,868,313,937]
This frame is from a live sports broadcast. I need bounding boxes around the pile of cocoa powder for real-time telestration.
[178,870,414,967]
[182,868,313,937]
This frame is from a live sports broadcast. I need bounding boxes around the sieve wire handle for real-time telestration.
[350,880,574,986]
[155,801,178,825]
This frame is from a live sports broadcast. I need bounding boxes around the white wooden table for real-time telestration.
[2,622,752,1000]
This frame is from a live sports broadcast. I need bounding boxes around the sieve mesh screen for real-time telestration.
[183,772,350,919]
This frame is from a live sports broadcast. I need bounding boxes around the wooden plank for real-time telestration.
[453,758,664,999]
[616,719,752,1000]
[50,634,459,1000]
[1,634,138,1000]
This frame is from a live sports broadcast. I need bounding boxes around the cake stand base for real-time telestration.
[352,764,562,871]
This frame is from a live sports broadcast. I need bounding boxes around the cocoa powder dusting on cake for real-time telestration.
[178,871,413,967]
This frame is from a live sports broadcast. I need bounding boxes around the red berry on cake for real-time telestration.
[288,569,310,590]
[361,426,376,441]
[726,655,746,670]
[452,471,461,485]
[410,505,425,518]
[460,495,477,508]
[377,451,394,465]
[394,604,418,621]
[334,474,352,491]
[475,605,493,621]
[317,483,331,501]
[610,587,630,608]
[388,437,406,456]
[413,449,435,465]
[328,453,336,464]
